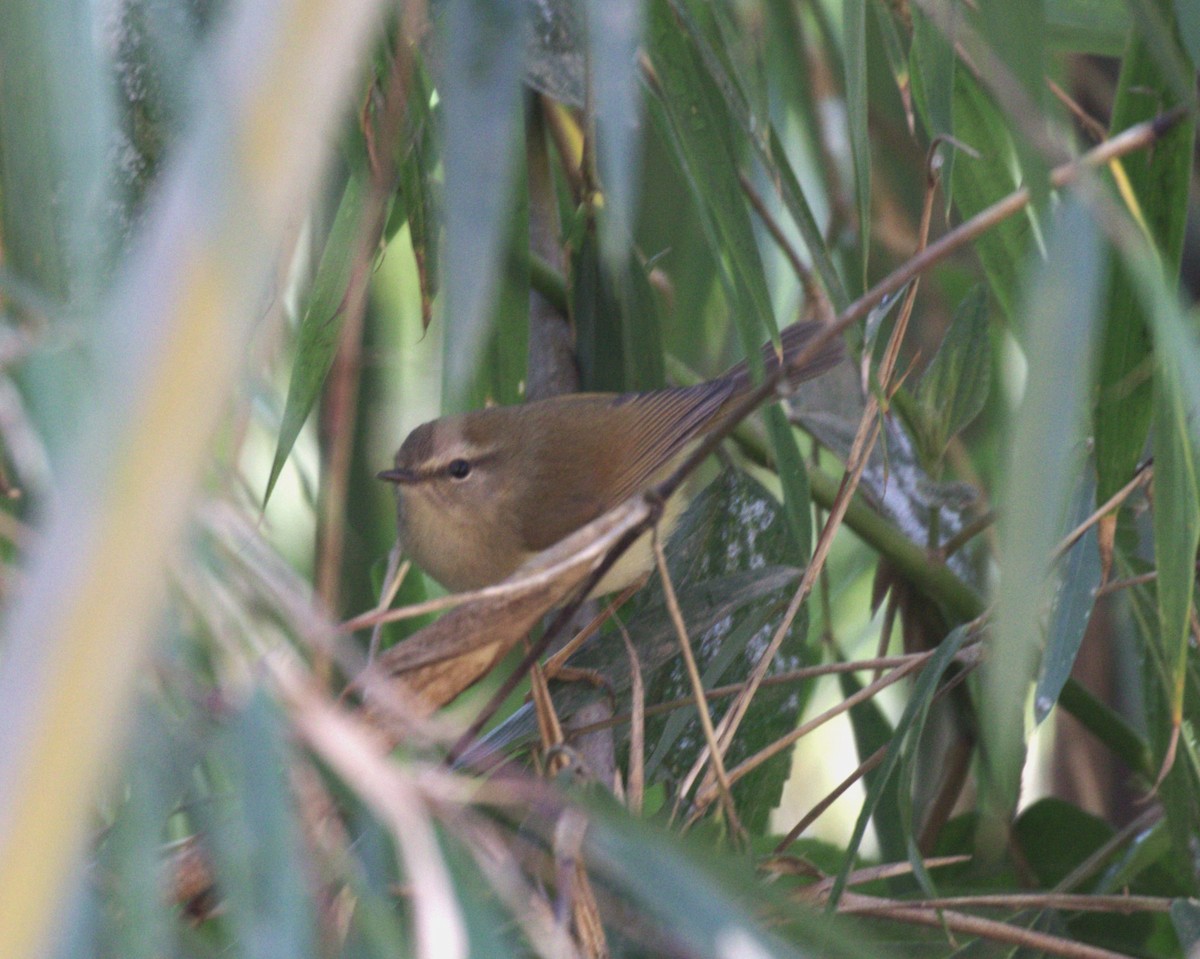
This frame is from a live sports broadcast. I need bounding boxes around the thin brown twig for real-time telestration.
[1053,462,1152,561]
[739,170,823,313]
[1094,570,1157,598]
[846,892,1172,915]
[833,890,1139,959]
[653,532,745,841]
[691,653,930,813]
[775,743,888,852]
[616,615,646,815]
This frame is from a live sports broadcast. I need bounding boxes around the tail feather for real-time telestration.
[722,321,845,396]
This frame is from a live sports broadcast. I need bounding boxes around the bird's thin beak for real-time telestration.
[377,467,416,484]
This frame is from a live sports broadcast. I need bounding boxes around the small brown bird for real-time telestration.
[378,322,843,595]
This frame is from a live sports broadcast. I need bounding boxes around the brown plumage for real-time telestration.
[380,321,843,593]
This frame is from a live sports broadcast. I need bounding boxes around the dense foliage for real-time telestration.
[1,0,1199,957]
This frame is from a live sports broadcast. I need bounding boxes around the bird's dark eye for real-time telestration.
[447,458,471,479]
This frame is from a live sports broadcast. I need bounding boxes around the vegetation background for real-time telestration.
[0,0,1198,956]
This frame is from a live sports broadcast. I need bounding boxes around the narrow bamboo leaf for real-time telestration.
[909,3,956,179]
[572,225,628,392]
[439,0,525,402]
[390,63,441,328]
[616,249,667,390]
[984,198,1105,855]
[977,0,1048,202]
[839,671,905,865]
[828,624,973,908]
[204,692,316,959]
[912,285,990,463]
[1177,0,1200,64]
[647,0,777,343]
[265,170,370,505]
[445,157,529,413]
[658,0,848,311]
[1171,899,1200,955]
[440,834,523,957]
[583,799,876,959]
[627,468,813,834]
[0,0,112,470]
[843,0,870,288]
[1152,362,1199,730]
[947,71,1032,319]
[869,0,912,115]
[767,128,850,311]
[646,0,813,557]
[574,219,666,393]
[1046,0,1130,53]
[1035,473,1101,724]
[585,0,645,261]
[1132,252,1200,864]
[1093,5,1195,503]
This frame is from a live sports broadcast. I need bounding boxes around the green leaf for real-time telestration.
[439,0,525,402]
[583,797,879,959]
[584,0,646,261]
[1046,0,1130,54]
[978,0,1049,202]
[265,169,370,505]
[1035,497,1101,724]
[947,70,1032,320]
[1152,347,1200,724]
[1,0,112,471]
[910,3,956,170]
[828,623,973,908]
[843,0,870,288]
[839,670,905,864]
[572,222,630,392]
[1177,0,1200,65]
[629,468,813,834]
[1093,3,1195,503]
[983,197,1105,856]
[645,0,813,559]
[445,157,529,413]
[1171,899,1200,954]
[204,691,316,959]
[912,285,991,464]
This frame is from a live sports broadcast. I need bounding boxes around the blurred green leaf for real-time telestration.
[390,62,441,328]
[978,0,1049,202]
[1046,0,1130,53]
[839,670,905,864]
[439,0,526,401]
[1093,0,1195,504]
[266,169,371,506]
[204,691,316,959]
[447,159,529,413]
[843,0,870,288]
[0,0,112,473]
[828,623,973,907]
[910,4,956,173]
[1036,522,1101,725]
[583,796,880,959]
[629,468,813,833]
[584,0,645,261]
[1152,338,1199,729]
[912,285,991,464]
[1177,0,1200,64]
[947,70,1031,319]
[1171,898,1200,953]
[984,197,1105,856]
